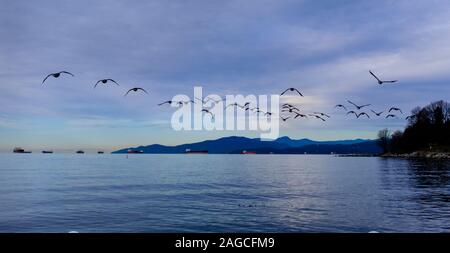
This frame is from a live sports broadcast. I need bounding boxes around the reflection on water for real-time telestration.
[0,154,449,232]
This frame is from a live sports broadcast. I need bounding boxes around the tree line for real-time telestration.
[377,100,450,154]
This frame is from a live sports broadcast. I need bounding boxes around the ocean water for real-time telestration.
[0,154,449,232]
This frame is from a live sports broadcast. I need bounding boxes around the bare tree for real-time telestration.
[377,128,391,153]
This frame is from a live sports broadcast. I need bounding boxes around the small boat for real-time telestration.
[97,151,104,154]
[242,150,256,155]
[13,147,31,153]
[42,150,54,154]
[185,149,208,154]
[76,150,85,154]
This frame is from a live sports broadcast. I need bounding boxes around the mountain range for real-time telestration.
[112,136,381,154]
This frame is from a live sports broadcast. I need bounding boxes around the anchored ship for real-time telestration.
[185,149,208,154]
[13,147,31,153]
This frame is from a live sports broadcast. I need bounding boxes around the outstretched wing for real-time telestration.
[280,88,290,96]
[158,101,170,106]
[347,100,358,108]
[137,88,148,94]
[124,89,133,96]
[369,70,381,82]
[360,104,371,108]
[107,79,119,86]
[94,80,102,88]
[60,71,74,77]
[293,88,303,96]
[42,74,52,84]
[384,80,397,83]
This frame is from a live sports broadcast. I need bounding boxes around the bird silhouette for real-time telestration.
[124,87,148,96]
[158,100,193,106]
[309,114,326,121]
[226,102,245,109]
[371,110,384,116]
[280,88,303,96]
[335,104,347,110]
[347,100,371,110]
[347,111,358,117]
[42,71,74,84]
[386,114,398,119]
[357,112,370,119]
[94,79,119,88]
[282,107,300,113]
[313,112,330,118]
[388,107,403,114]
[201,109,215,118]
[293,112,307,119]
[280,116,290,122]
[405,114,417,120]
[369,70,397,85]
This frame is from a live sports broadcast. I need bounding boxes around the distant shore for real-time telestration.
[338,151,450,159]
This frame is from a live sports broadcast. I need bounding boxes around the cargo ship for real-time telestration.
[13,147,31,153]
[97,151,104,154]
[76,150,85,154]
[42,150,53,154]
[185,149,208,154]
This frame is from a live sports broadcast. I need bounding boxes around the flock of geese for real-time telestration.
[41,70,412,123]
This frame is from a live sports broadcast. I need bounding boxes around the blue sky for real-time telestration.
[1,0,450,152]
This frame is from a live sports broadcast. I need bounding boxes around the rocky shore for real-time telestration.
[381,151,450,159]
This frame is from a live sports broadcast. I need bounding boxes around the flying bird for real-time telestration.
[226,102,245,109]
[405,114,417,120]
[388,107,403,114]
[386,114,398,119]
[309,114,326,121]
[335,104,347,110]
[346,111,358,117]
[357,112,370,119]
[369,70,398,85]
[280,116,290,122]
[124,87,148,96]
[371,110,384,116]
[94,79,119,88]
[158,100,193,106]
[42,71,74,84]
[282,107,300,113]
[201,109,215,118]
[265,112,274,116]
[280,88,303,96]
[313,112,330,118]
[347,100,371,110]
[293,112,307,118]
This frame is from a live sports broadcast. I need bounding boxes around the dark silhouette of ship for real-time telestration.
[42,150,53,154]
[97,151,104,154]
[13,147,31,153]
[185,149,208,154]
[76,150,85,154]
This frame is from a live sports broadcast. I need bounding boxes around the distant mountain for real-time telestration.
[274,136,371,147]
[113,136,381,154]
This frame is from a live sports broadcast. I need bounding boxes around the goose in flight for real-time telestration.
[357,112,370,119]
[386,114,398,119]
[280,88,303,96]
[369,70,397,85]
[94,79,119,88]
[280,116,290,122]
[347,100,371,110]
[201,109,215,118]
[335,104,347,110]
[371,110,384,116]
[346,111,358,117]
[42,71,74,84]
[124,87,148,96]
[309,114,326,121]
[265,112,274,116]
[282,107,300,113]
[405,114,417,120]
[226,102,245,109]
[388,107,403,114]
[158,100,194,106]
[313,112,330,118]
[293,112,308,119]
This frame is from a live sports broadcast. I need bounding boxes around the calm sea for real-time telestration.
[0,154,449,232]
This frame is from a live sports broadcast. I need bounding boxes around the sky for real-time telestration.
[1,0,450,152]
